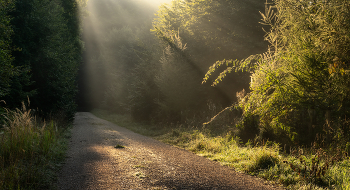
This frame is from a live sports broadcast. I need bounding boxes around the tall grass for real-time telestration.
[0,103,69,190]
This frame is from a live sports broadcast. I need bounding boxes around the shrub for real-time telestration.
[203,0,350,146]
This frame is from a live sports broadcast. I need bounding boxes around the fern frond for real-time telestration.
[202,59,229,84]
[202,54,262,86]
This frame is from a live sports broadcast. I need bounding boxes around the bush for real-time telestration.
[204,0,350,146]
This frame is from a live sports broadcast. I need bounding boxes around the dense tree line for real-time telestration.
[0,0,83,120]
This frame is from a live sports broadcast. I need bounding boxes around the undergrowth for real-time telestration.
[0,103,70,190]
[92,109,350,189]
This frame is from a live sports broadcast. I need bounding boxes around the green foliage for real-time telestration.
[4,0,82,120]
[204,0,350,145]
[150,0,268,123]
[0,104,69,189]
[0,0,17,98]
[284,148,344,187]
[152,0,267,61]
[0,101,6,127]
[329,159,350,190]
[155,34,205,122]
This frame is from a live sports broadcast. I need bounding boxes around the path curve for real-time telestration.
[57,112,283,190]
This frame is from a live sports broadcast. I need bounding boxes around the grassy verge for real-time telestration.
[0,105,71,190]
[92,109,350,189]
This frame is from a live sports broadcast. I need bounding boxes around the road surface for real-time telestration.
[56,112,283,190]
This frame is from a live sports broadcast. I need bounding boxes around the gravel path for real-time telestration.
[56,112,284,190]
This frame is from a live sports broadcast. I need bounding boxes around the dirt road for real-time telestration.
[56,112,283,190]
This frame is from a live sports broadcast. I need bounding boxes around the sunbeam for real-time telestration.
[78,0,267,119]
[80,0,170,109]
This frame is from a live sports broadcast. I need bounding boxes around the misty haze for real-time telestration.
[1,0,350,189]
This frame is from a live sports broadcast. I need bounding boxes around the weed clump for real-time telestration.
[251,151,280,171]
[114,144,125,148]
[0,103,69,189]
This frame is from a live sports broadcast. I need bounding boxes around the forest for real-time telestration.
[0,0,83,188]
[79,0,267,122]
[81,0,350,148]
[1,0,350,189]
